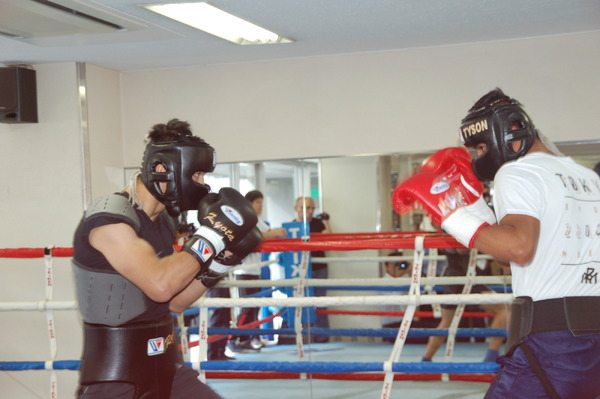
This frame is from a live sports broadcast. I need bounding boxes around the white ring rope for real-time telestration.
[310,254,493,263]
[0,292,514,312]
[228,258,279,273]
[216,275,512,288]
[194,293,513,308]
[0,301,78,311]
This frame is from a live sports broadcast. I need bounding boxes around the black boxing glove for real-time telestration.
[197,187,258,247]
[194,227,262,287]
[182,187,259,286]
[214,226,263,266]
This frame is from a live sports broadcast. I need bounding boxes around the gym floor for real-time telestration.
[205,341,494,399]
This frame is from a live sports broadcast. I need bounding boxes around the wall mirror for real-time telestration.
[125,140,599,235]
[195,140,599,234]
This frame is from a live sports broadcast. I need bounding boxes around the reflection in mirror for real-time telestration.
[123,140,599,237]
[202,139,599,238]
[194,159,320,231]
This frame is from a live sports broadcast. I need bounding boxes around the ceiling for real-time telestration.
[1,0,599,72]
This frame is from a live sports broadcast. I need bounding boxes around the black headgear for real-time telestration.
[459,98,537,182]
[141,138,216,217]
[593,161,600,178]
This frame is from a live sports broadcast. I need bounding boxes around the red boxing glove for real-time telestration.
[393,172,473,227]
[393,161,481,225]
[420,147,473,174]
[419,147,483,195]
[393,148,496,247]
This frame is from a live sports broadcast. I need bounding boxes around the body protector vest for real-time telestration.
[73,194,151,326]
[73,194,182,399]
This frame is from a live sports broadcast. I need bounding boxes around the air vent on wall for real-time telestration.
[0,0,145,39]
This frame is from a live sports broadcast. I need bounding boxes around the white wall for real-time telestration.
[85,64,126,199]
[0,63,125,398]
[0,63,86,398]
[120,31,600,165]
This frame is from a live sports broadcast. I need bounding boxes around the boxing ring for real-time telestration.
[0,232,513,399]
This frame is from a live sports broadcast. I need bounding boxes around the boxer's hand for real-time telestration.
[197,187,258,247]
[393,149,496,247]
[419,147,482,189]
[182,187,258,267]
[393,160,481,226]
[196,227,262,288]
[214,226,263,266]
[181,225,225,267]
[195,260,230,288]
[441,197,496,247]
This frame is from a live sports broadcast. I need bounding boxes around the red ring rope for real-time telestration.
[0,232,461,259]
[258,232,460,252]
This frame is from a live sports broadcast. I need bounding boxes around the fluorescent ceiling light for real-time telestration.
[143,2,294,45]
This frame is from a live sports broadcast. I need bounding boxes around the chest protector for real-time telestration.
[73,194,152,326]
[73,194,182,398]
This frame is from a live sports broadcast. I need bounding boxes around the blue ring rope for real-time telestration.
[0,360,500,373]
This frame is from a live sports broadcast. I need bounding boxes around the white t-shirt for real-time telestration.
[234,217,270,276]
[493,152,600,301]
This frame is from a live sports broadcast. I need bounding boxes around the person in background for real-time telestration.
[379,250,412,343]
[293,196,332,343]
[72,118,261,398]
[229,190,287,353]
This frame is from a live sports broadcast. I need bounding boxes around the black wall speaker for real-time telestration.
[0,66,38,123]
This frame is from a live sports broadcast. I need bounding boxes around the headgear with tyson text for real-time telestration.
[459,89,537,182]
